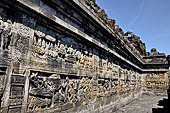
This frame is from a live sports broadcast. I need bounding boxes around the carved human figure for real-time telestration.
[68,81,78,103]
[97,8,108,21]
[88,51,93,69]
[44,42,50,56]
[107,19,115,29]
[79,54,85,68]
[75,50,81,61]
[58,44,66,58]
[60,77,71,102]
[57,88,66,103]
[53,44,58,57]
[107,62,113,73]
[102,59,107,72]
[0,17,4,31]
[0,18,4,48]
[0,19,12,50]
[66,46,74,58]
[84,51,90,69]
[79,50,88,69]
[78,77,86,101]
[0,18,6,49]
[37,37,42,46]
[48,43,55,57]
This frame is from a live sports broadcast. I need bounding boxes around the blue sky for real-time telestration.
[96,0,170,55]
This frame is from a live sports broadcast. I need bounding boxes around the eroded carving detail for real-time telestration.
[0,18,12,51]
[28,71,95,112]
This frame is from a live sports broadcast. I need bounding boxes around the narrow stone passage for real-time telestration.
[114,94,168,113]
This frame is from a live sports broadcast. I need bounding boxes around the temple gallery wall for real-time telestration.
[0,0,169,113]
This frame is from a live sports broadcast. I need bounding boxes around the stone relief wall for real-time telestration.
[0,0,169,113]
[0,10,142,112]
[26,26,142,112]
[142,72,169,90]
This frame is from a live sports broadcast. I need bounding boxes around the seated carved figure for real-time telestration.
[66,46,74,58]
[58,44,66,58]
[84,0,96,6]
[83,0,117,32]
[53,44,58,57]
[114,25,124,36]
[97,8,108,21]
[89,0,96,6]
[107,18,116,29]
[93,5,100,13]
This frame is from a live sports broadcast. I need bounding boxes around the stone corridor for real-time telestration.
[115,94,169,113]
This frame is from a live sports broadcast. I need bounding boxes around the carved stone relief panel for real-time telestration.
[144,73,169,89]
[32,30,57,61]
[0,13,33,67]
[98,54,108,78]
[30,28,62,70]
[0,13,31,66]
[98,55,120,80]
[28,72,60,112]
[12,34,30,65]
[27,71,95,112]
[78,46,94,76]
[31,27,96,76]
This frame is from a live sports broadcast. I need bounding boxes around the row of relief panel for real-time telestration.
[27,0,142,68]
[0,6,143,113]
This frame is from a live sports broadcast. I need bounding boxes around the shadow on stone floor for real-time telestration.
[152,98,170,113]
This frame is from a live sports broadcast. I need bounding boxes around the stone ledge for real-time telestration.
[72,0,144,64]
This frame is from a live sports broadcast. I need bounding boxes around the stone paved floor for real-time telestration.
[114,94,169,113]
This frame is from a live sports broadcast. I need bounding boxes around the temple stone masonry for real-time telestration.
[0,0,169,113]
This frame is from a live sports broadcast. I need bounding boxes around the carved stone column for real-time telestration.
[21,70,30,113]
[1,66,13,113]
